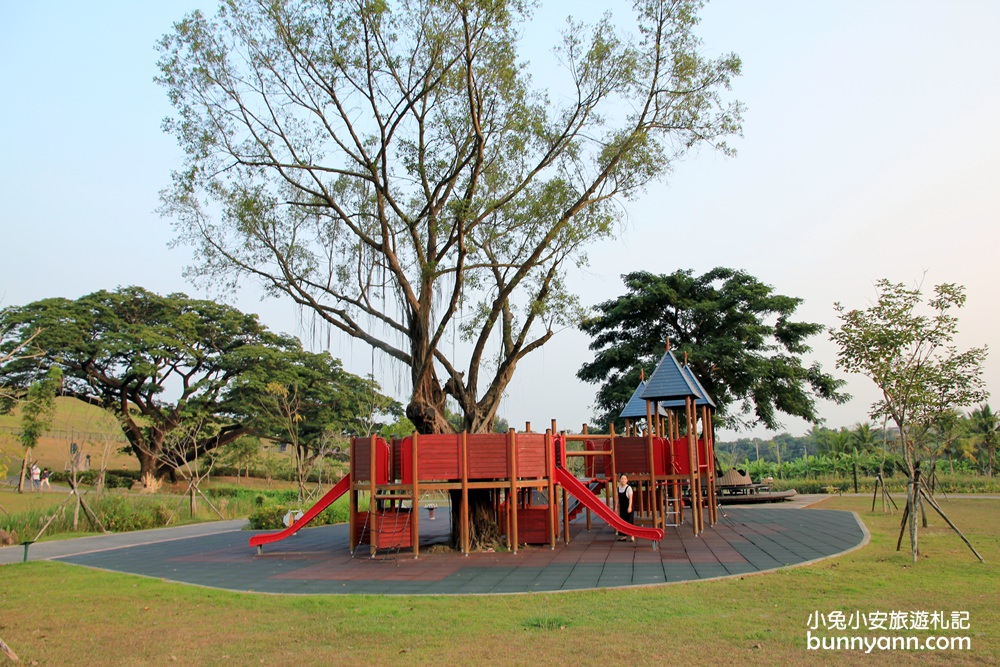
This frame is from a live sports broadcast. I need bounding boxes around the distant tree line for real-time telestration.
[717,408,998,479]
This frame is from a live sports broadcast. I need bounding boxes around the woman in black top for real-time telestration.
[617,474,634,542]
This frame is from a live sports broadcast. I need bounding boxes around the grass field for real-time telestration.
[0,496,997,666]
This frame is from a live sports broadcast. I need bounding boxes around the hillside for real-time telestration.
[0,397,136,473]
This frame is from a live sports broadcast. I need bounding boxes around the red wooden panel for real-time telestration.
[352,438,369,480]
[418,451,461,480]
[585,439,611,477]
[670,438,693,475]
[613,436,651,475]
[698,438,713,472]
[516,433,547,478]
[391,438,404,481]
[351,437,390,483]
[398,436,413,484]
[373,510,412,549]
[652,436,667,475]
[411,434,462,482]
[514,506,550,544]
[354,510,370,545]
[467,433,510,479]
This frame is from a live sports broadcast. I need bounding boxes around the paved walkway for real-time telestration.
[1,495,868,595]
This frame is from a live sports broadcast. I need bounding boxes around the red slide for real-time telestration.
[554,468,664,543]
[249,474,352,550]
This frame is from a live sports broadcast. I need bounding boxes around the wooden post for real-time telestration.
[550,420,559,549]
[609,420,619,509]
[560,431,571,545]
[411,432,420,559]
[369,435,378,557]
[545,428,556,549]
[645,412,658,529]
[687,399,702,534]
[508,428,518,554]
[349,437,357,554]
[703,405,717,526]
[461,431,469,555]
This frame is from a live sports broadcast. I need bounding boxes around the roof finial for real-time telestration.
[665,338,671,351]
[639,368,645,381]
[683,351,689,364]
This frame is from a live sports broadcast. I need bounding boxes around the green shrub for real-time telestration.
[247,505,291,530]
[765,472,1000,495]
[96,495,161,532]
[204,485,243,499]
[104,472,138,489]
[245,494,355,531]
[316,501,349,525]
[59,470,140,489]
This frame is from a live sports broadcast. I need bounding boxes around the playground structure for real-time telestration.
[249,347,719,558]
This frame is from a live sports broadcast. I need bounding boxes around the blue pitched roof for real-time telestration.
[619,380,669,419]
[682,363,716,408]
[659,366,715,408]
[641,348,701,401]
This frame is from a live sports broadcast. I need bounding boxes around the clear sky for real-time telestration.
[2,1,998,440]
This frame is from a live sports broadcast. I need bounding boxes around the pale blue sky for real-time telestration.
[2,1,998,439]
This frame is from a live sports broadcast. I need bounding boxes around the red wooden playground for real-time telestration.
[250,348,717,556]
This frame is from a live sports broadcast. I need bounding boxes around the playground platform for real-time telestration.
[1,496,868,595]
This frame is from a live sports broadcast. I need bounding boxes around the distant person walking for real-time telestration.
[40,468,51,489]
[30,463,41,491]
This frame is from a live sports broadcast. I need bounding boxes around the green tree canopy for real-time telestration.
[0,287,395,480]
[578,268,846,431]
[967,404,998,476]
[831,278,988,561]
[831,279,988,470]
[156,0,743,434]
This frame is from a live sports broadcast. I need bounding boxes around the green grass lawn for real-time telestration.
[0,489,67,516]
[0,496,997,665]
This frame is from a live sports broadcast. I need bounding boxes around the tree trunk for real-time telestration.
[72,468,81,530]
[406,369,509,550]
[406,363,452,435]
[450,488,503,551]
[17,452,29,494]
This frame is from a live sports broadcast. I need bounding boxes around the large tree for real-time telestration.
[831,279,988,561]
[578,268,846,431]
[156,0,743,435]
[0,287,393,481]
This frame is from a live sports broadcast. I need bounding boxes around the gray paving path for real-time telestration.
[1,497,870,595]
[0,520,248,565]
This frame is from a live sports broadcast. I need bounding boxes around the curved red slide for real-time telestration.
[249,474,351,549]
[554,468,664,543]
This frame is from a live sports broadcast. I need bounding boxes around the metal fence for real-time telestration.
[0,425,128,444]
